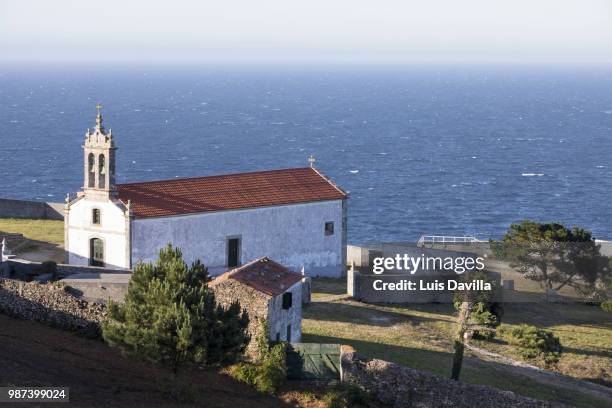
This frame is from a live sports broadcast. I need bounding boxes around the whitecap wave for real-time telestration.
[522,173,544,177]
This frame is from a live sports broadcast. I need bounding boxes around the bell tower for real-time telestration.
[83,104,117,198]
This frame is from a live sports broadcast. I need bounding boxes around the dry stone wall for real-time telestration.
[0,278,106,338]
[210,279,270,358]
[341,349,556,408]
[5,259,129,277]
[0,198,64,220]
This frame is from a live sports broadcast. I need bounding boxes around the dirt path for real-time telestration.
[466,343,612,403]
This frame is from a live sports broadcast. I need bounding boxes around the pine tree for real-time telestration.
[492,220,608,300]
[102,244,249,380]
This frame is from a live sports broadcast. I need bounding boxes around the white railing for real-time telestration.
[417,235,481,246]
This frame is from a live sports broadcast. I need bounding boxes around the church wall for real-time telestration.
[267,281,303,343]
[67,198,128,269]
[131,199,345,277]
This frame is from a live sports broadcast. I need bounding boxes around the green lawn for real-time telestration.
[473,301,612,387]
[0,218,64,246]
[303,278,612,408]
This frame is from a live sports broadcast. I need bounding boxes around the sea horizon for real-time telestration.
[1,64,611,243]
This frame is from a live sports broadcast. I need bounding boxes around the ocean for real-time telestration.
[1,65,611,243]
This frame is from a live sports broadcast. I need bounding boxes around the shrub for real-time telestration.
[228,320,287,394]
[453,270,503,340]
[601,300,612,312]
[229,362,258,386]
[322,382,370,408]
[229,349,286,394]
[470,302,504,339]
[498,324,562,364]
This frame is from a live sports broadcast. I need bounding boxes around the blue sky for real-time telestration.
[1,0,611,64]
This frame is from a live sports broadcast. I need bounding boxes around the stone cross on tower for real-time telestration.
[95,103,104,131]
[308,154,316,168]
[83,104,117,198]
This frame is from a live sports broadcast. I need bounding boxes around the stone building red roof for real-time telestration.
[209,257,303,297]
[116,167,346,219]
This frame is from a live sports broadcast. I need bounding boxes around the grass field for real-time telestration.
[0,218,64,246]
[303,278,612,408]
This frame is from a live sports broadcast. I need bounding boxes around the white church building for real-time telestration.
[64,109,348,277]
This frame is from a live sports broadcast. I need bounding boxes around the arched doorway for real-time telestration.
[90,238,104,266]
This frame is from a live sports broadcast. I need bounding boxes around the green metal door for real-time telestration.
[286,343,341,380]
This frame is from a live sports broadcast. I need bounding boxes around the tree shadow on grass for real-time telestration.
[500,302,612,329]
[310,277,345,296]
[302,332,454,376]
[304,298,456,328]
[560,346,612,359]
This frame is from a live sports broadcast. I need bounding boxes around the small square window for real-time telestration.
[324,221,334,236]
[92,209,101,225]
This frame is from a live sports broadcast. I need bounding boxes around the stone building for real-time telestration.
[64,109,348,276]
[209,257,303,356]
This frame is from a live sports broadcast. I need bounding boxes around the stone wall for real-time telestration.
[4,259,130,281]
[347,266,361,299]
[0,198,64,220]
[347,244,381,268]
[61,274,130,303]
[210,279,271,358]
[341,349,554,408]
[0,278,106,338]
[57,263,130,275]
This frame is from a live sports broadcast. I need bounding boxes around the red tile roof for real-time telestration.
[116,167,346,219]
[209,257,303,297]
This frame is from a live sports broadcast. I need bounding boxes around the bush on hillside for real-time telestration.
[228,319,287,394]
[453,270,503,339]
[322,381,370,408]
[601,300,612,312]
[498,324,562,364]
[469,302,503,339]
